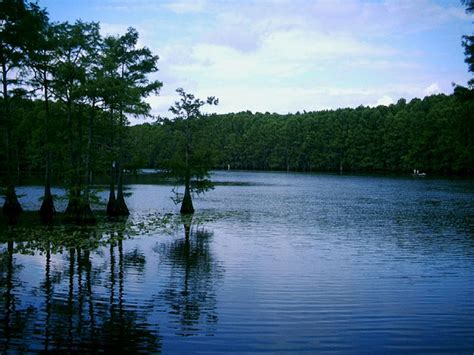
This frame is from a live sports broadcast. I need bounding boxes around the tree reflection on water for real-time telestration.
[158,218,222,337]
[0,216,221,352]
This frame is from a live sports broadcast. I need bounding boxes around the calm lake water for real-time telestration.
[1,171,474,353]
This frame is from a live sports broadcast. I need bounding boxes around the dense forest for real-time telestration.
[0,0,161,222]
[1,0,473,223]
[128,94,474,175]
[6,91,473,180]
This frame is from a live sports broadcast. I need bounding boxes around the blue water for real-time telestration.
[1,171,474,353]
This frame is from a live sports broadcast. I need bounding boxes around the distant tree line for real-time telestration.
[128,93,473,175]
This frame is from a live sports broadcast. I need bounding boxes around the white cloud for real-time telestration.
[99,22,149,49]
[423,82,441,96]
[99,22,129,36]
[167,29,398,86]
[141,81,446,122]
[372,95,394,107]
[93,0,471,122]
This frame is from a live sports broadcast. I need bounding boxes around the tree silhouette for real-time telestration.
[167,88,218,214]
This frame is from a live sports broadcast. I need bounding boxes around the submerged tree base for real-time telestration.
[106,189,129,217]
[2,185,23,217]
[180,187,194,214]
[106,190,117,216]
[64,199,96,225]
[39,194,56,224]
[113,195,130,216]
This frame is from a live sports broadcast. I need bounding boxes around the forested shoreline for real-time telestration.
[3,92,474,188]
[128,93,474,176]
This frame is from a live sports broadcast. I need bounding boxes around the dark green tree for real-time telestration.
[100,28,161,217]
[28,17,58,223]
[168,88,218,214]
[1,0,46,217]
[49,21,102,223]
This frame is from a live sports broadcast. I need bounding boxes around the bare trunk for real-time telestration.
[64,101,94,224]
[39,183,55,224]
[75,101,96,224]
[84,101,94,203]
[106,162,117,216]
[2,58,22,217]
[114,160,129,216]
[65,100,79,217]
[106,109,117,216]
[40,77,55,223]
[180,148,194,214]
[113,111,129,216]
[110,66,130,217]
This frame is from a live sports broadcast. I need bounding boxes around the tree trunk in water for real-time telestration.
[78,101,96,224]
[64,190,95,225]
[106,164,116,216]
[62,100,95,224]
[112,108,129,217]
[3,184,22,219]
[39,184,55,224]
[64,188,80,222]
[2,58,22,218]
[114,161,129,216]
[64,100,78,219]
[180,148,194,214]
[180,177,194,214]
[40,79,55,224]
[106,108,116,217]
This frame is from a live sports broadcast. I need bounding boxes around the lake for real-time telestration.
[1,171,474,353]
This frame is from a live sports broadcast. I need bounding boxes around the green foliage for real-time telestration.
[0,0,47,76]
[129,94,474,176]
[0,5,162,220]
[164,88,219,200]
[100,28,162,119]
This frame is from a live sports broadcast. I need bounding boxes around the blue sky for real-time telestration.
[40,0,472,121]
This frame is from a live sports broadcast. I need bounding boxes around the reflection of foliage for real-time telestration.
[0,241,37,353]
[0,212,179,255]
[0,237,162,352]
[0,212,224,351]
[95,308,160,353]
[158,226,222,336]
[34,248,161,352]
[0,209,227,257]
[124,248,146,274]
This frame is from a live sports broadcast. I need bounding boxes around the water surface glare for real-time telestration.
[1,171,474,353]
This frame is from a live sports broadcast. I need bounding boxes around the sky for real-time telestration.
[39,0,472,123]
